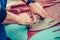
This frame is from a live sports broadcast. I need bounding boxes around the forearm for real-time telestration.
[2,11,21,24]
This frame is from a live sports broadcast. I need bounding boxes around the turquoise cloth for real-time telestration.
[5,24,28,40]
[30,26,60,40]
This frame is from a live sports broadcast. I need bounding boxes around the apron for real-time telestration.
[5,24,28,40]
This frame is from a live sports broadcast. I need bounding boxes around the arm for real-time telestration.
[0,0,7,24]
[0,8,7,24]
[2,11,31,25]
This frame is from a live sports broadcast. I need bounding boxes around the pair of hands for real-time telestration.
[3,0,37,27]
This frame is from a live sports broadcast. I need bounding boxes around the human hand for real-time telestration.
[18,13,33,25]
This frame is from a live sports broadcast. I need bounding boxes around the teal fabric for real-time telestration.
[30,26,60,40]
[5,24,28,40]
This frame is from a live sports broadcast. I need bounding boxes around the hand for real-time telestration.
[18,13,32,25]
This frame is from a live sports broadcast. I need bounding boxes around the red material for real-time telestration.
[8,3,30,15]
[28,31,39,40]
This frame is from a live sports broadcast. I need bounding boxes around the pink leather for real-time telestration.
[8,3,30,15]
